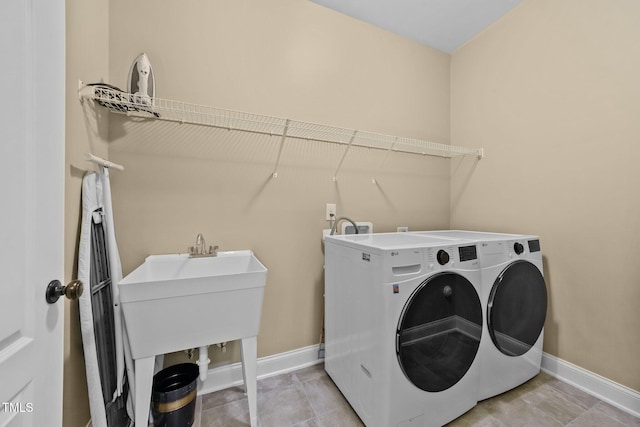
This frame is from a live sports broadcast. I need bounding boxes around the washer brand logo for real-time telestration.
[390,251,399,256]
[362,253,370,262]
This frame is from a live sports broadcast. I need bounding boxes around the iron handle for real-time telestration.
[45,279,84,304]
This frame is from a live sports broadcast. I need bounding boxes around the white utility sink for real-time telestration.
[119,250,267,358]
[118,250,267,427]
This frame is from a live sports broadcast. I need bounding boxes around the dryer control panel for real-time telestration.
[508,239,541,259]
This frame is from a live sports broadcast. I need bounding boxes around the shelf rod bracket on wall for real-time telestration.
[332,130,358,182]
[85,153,125,171]
[372,137,398,185]
[272,119,291,179]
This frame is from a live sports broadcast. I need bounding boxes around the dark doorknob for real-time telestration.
[46,279,84,304]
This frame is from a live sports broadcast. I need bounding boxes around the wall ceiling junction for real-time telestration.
[308,0,524,53]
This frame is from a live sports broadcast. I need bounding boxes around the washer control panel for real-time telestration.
[426,245,478,270]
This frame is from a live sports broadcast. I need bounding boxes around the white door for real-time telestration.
[0,0,65,426]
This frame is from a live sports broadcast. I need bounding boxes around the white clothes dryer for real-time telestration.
[324,233,483,427]
[412,231,547,400]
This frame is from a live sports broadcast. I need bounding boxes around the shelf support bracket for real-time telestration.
[373,137,398,184]
[332,130,358,182]
[77,80,93,101]
[272,119,290,179]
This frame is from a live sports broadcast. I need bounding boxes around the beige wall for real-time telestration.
[64,1,640,426]
[106,0,451,366]
[451,0,640,390]
[64,0,110,426]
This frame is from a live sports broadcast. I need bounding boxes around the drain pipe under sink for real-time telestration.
[197,346,210,382]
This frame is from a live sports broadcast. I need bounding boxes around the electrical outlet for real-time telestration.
[397,226,409,232]
[326,203,337,220]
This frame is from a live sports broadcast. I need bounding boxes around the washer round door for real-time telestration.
[396,272,482,392]
[488,260,547,357]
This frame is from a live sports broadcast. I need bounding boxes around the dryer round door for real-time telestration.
[396,272,482,392]
[488,260,547,357]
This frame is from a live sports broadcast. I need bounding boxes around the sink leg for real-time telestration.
[134,356,155,427]
[241,337,258,427]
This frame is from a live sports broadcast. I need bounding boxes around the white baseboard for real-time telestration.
[197,347,640,419]
[86,348,639,425]
[197,344,323,395]
[541,352,640,418]
[85,346,322,426]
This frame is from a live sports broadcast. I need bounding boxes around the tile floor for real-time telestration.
[196,363,640,427]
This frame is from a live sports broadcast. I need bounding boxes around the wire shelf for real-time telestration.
[79,82,482,157]
[78,81,483,180]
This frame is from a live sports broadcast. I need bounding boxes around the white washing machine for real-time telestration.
[412,231,547,400]
[324,233,483,427]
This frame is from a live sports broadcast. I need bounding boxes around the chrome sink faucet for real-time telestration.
[196,233,206,254]
[189,233,219,257]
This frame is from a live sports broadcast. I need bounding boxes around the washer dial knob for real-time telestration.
[436,250,450,265]
[514,242,524,255]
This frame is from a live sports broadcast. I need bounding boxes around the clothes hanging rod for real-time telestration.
[85,153,125,171]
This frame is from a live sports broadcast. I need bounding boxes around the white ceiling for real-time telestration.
[309,0,524,53]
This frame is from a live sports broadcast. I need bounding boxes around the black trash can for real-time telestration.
[151,363,199,427]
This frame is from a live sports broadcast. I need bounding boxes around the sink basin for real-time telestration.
[119,250,267,359]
